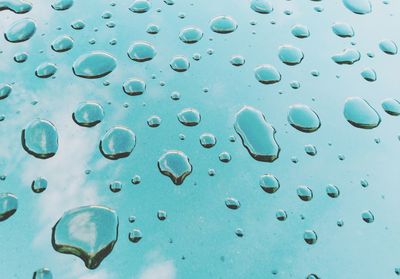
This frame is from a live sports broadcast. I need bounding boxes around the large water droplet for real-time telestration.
[297,185,313,201]
[379,40,398,55]
[278,45,304,65]
[0,83,12,100]
[33,268,53,279]
[177,108,201,126]
[127,41,156,62]
[51,0,73,10]
[210,15,238,34]
[382,98,400,116]
[22,119,59,159]
[129,0,151,13]
[332,22,354,38]
[332,48,360,65]
[123,78,146,96]
[234,106,280,162]
[51,35,74,52]
[287,104,321,133]
[0,193,18,221]
[73,102,105,127]
[0,0,32,13]
[343,97,381,129]
[250,0,273,14]
[99,126,136,160]
[157,150,192,185]
[343,0,372,15]
[4,18,36,43]
[52,205,118,269]
[35,62,57,78]
[254,64,281,84]
[179,27,203,44]
[73,52,116,79]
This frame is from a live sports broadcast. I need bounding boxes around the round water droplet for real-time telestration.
[276,209,287,221]
[129,0,151,13]
[234,106,280,162]
[0,84,12,100]
[303,230,318,245]
[0,193,18,221]
[100,126,136,160]
[33,268,52,279]
[210,15,238,34]
[22,119,58,159]
[254,64,281,84]
[35,62,57,78]
[361,210,374,223]
[278,45,304,65]
[382,98,400,116]
[332,48,360,65]
[379,40,397,55]
[361,68,376,82]
[250,0,273,14]
[147,115,161,127]
[332,22,354,37]
[51,35,74,52]
[5,18,36,43]
[225,197,240,209]
[235,228,244,237]
[219,151,231,163]
[73,51,116,79]
[122,78,146,96]
[343,0,372,14]
[230,55,245,66]
[73,102,105,127]
[128,229,142,243]
[179,27,203,44]
[259,174,280,193]
[157,210,167,221]
[291,24,310,38]
[52,205,118,269]
[52,0,73,10]
[127,41,156,62]
[158,150,192,185]
[71,20,85,30]
[199,133,216,148]
[146,23,160,34]
[31,177,48,193]
[288,104,321,133]
[0,0,32,14]
[297,186,313,201]
[170,55,190,72]
[343,97,381,129]
[304,144,317,156]
[177,108,201,126]
[131,175,141,185]
[326,184,340,198]
[14,52,28,63]
[109,180,122,193]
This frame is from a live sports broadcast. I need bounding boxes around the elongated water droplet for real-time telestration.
[259,174,280,193]
[51,35,74,52]
[332,22,354,37]
[382,98,400,116]
[179,27,203,44]
[326,184,340,198]
[14,52,28,63]
[5,18,36,43]
[343,97,381,129]
[22,119,58,159]
[278,45,304,65]
[0,0,32,14]
[379,40,397,55]
[225,197,240,209]
[287,104,321,133]
[73,102,104,127]
[127,41,156,62]
[304,144,317,156]
[35,62,57,78]
[0,83,12,100]
[52,0,73,10]
[234,106,280,162]
[343,0,372,14]
[52,205,118,269]
[254,64,281,84]
[250,0,273,14]
[210,15,237,34]
[0,193,18,221]
[332,48,360,64]
[99,126,136,160]
[361,210,374,223]
[230,55,245,66]
[73,51,116,79]
[157,150,192,185]
[291,24,310,38]
[361,68,376,82]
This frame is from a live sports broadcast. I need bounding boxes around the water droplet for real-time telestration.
[304,144,317,156]
[254,64,281,84]
[100,126,136,160]
[71,20,85,30]
[379,39,398,55]
[31,177,48,193]
[291,24,310,38]
[297,185,313,201]
[131,175,141,185]
[307,274,320,279]
[127,41,156,62]
[52,0,73,10]
[276,209,287,221]
[343,97,381,129]
[14,51,28,63]
[225,197,240,209]
[360,179,369,188]
[361,68,377,82]
[278,45,304,65]
[5,18,36,43]
[33,268,53,279]
[35,62,57,78]
[129,0,151,13]
[122,78,146,96]
[199,133,217,148]
[0,0,32,13]
[218,151,231,163]
[343,0,372,14]
[128,229,142,243]
[332,48,360,64]
[234,106,280,162]
[73,51,116,79]
[146,23,160,34]
[177,108,201,126]
[109,180,122,193]
[303,230,318,244]
[259,174,280,193]
[73,102,105,127]
[230,55,245,66]
[250,0,273,14]
[332,22,354,37]
[0,193,18,221]
[326,184,340,198]
[288,104,321,133]
[147,115,161,127]
[51,35,74,52]
[179,27,203,44]
[361,210,374,223]
[0,83,12,100]
[22,119,59,159]
[52,205,118,269]
[158,150,192,185]
[157,210,167,221]
[235,228,244,237]
[170,55,190,72]
[382,98,400,116]
[210,15,238,34]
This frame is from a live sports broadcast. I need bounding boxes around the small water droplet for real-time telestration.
[51,35,74,52]
[0,193,18,221]
[361,210,374,223]
[35,62,57,78]
[170,55,190,72]
[52,0,73,11]
[157,210,167,221]
[259,174,280,193]
[0,84,12,100]
[129,0,151,13]
[332,22,354,37]
[291,24,310,38]
[382,98,400,116]
[179,27,203,44]
[278,45,304,65]
[210,15,238,34]
[31,177,48,193]
[225,197,241,209]
[33,268,53,279]
[250,0,273,14]
[303,230,318,245]
[199,133,217,148]
[326,184,340,198]
[128,229,143,243]
[343,0,372,14]
[379,39,398,55]
[361,68,377,82]
[276,209,287,221]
